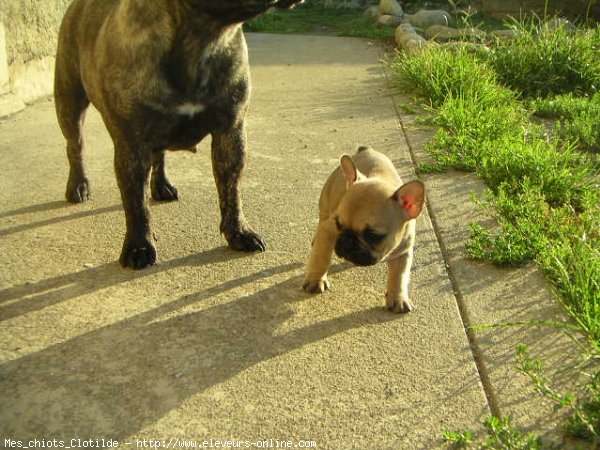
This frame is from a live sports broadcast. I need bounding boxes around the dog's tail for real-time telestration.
[356,145,372,153]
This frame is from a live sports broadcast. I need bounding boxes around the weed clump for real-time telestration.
[489,22,600,97]
[391,21,600,447]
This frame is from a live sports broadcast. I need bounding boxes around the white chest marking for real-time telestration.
[176,102,206,117]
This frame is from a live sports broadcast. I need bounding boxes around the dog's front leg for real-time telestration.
[385,249,414,313]
[211,122,265,252]
[115,143,156,269]
[302,219,337,293]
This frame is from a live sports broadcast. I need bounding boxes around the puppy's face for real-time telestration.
[332,156,425,267]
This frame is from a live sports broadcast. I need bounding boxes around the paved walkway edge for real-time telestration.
[384,60,585,447]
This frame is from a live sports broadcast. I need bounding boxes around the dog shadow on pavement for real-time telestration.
[1,252,394,440]
[0,246,253,321]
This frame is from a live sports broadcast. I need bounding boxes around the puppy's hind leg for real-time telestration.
[211,122,265,252]
[150,150,179,202]
[54,62,91,204]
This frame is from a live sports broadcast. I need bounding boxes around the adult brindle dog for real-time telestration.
[55,0,303,269]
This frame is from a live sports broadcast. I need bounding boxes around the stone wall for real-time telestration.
[0,0,70,117]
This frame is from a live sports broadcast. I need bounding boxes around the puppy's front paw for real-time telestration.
[386,293,414,314]
[302,276,329,294]
[120,238,157,270]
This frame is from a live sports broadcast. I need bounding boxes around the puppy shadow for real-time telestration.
[0,266,397,440]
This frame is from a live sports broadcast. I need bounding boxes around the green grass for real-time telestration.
[444,416,543,449]
[390,25,600,447]
[531,93,600,154]
[488,21,600,97]
[245,2,395,41]
[391,45,505,109]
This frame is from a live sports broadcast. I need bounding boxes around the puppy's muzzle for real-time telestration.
[335,231,378,267]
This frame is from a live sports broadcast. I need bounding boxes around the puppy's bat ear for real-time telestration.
[393,180,425,219]
[340,154,358,184]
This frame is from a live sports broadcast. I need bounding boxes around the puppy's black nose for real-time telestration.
[335,231,377,267]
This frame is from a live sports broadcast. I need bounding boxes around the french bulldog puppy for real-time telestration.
[302,146,425,313]
[54,0,303,269]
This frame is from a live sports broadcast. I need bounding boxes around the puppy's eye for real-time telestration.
[363,228,385,244]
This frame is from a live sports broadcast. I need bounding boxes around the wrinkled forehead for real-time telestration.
[337,184,393,231]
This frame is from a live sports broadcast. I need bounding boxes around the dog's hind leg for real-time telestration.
[211,122,265,252]
[150,150,179,202]
[54,57,91,204]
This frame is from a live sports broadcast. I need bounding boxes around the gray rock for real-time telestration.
[395,29,418,46]
[541,17,577,34]
[395,24,427,51]
[425,25,485,42]
[396,22,415,33]
[461,27,486,41]
[363,5,380,20]
[346,0,368,9]
[425,25,462,41]
[377,14,403,28]
[326,0,369,9]
[379,0,403,17]
[491,29,519,40]
[404,37,428,52]
[404,9,450,28]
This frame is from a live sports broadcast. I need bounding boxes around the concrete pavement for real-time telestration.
[0,33,577,449]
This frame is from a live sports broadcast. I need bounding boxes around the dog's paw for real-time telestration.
[302,277,329,294]
[65,177,90,203]
[226,229,266,253]
[385,293,414,314]
[151,178,179,202]
[119,238,157,270]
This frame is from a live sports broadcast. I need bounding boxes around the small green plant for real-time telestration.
[389,46,501,108]
[442,416,542,449]
[530,93,595,119]
[481,416,543,450]
[489,19,600,97]
[467,221,537,267]
[531,93,600,153]
[443,429,474,448]
[517,344,600,443]
[397,103,417,114]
